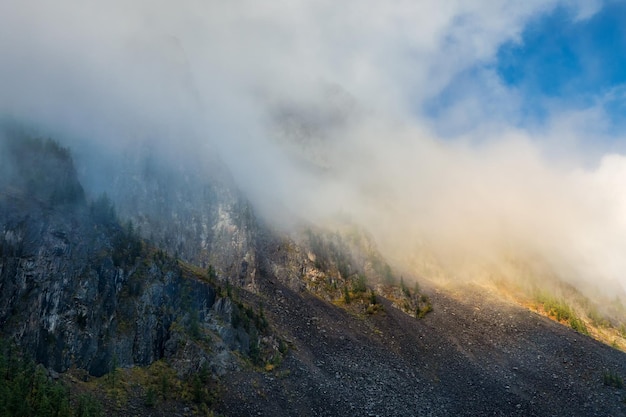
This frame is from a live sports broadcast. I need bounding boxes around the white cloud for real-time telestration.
[570,0,604,21]
[0,0,625,295]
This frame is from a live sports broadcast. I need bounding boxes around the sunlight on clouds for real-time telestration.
[0,0,624,296]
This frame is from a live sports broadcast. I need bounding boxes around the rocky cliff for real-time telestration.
[0,133,278,383]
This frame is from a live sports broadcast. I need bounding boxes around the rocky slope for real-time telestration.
[0,134,278,381]
[1,132,626,416]
[221,279,626,416]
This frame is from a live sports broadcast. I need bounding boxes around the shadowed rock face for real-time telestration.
[1,134,626,416]
[0,136,239,377]
[0,181,221,376]
[91,144,262,289]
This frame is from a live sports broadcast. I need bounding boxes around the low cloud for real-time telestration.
[1,1,624,296]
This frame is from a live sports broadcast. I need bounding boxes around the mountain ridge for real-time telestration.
[1,133,626,416]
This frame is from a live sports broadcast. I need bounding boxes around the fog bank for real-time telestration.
[1,1,625,296]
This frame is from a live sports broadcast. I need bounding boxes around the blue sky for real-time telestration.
[426,1,626,138]
[497,2,626,125]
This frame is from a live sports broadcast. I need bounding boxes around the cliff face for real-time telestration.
[0,132,417,386]
[0,134,265,378]
[91,145,262,291]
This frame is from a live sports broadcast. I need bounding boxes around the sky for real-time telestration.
[1,0,626,295]
[497,2,626,122]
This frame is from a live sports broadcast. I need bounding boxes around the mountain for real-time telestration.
[1,131,626,416]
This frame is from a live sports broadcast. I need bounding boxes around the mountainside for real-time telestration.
[220,280,626,416]
[1,133,626,416]
[0,135,269,378]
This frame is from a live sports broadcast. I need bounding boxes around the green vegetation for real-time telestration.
[587,307,611,328]
[366,290,384,315]
[178,259,283,370]
[353,274,367,293]
[416,294,433,319]
[111,220,143,267]
[89,193,143,268]
[73,394,103,417]
[370,256,395,284]
[603,370,624,389]
[569,316,589,335]
[374,276,432,319]
[305,229,353,278]
[79,358,222,416]
[343,286,351,304]
[228,298,277,366]
[144,386,157,407]
[400,277,411,298]
[0,339,103,417]
[303,227,422,319]
[506,275,626,349]
[208,264,218,281]
[534,292,589,335]
[107,355,119,390]
[180,281,203,340]
[1,132,85,206]
[190,367,218,409]
[90,193,117,227]
[369,291,378,305]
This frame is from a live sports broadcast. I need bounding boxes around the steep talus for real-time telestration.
[219,280,626,416]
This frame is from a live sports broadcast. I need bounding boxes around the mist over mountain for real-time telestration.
[2,2,626,415]
[2,130,626,416]
[2,1,626,302]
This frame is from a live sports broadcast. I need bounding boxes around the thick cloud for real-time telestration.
[1,1,625,295]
